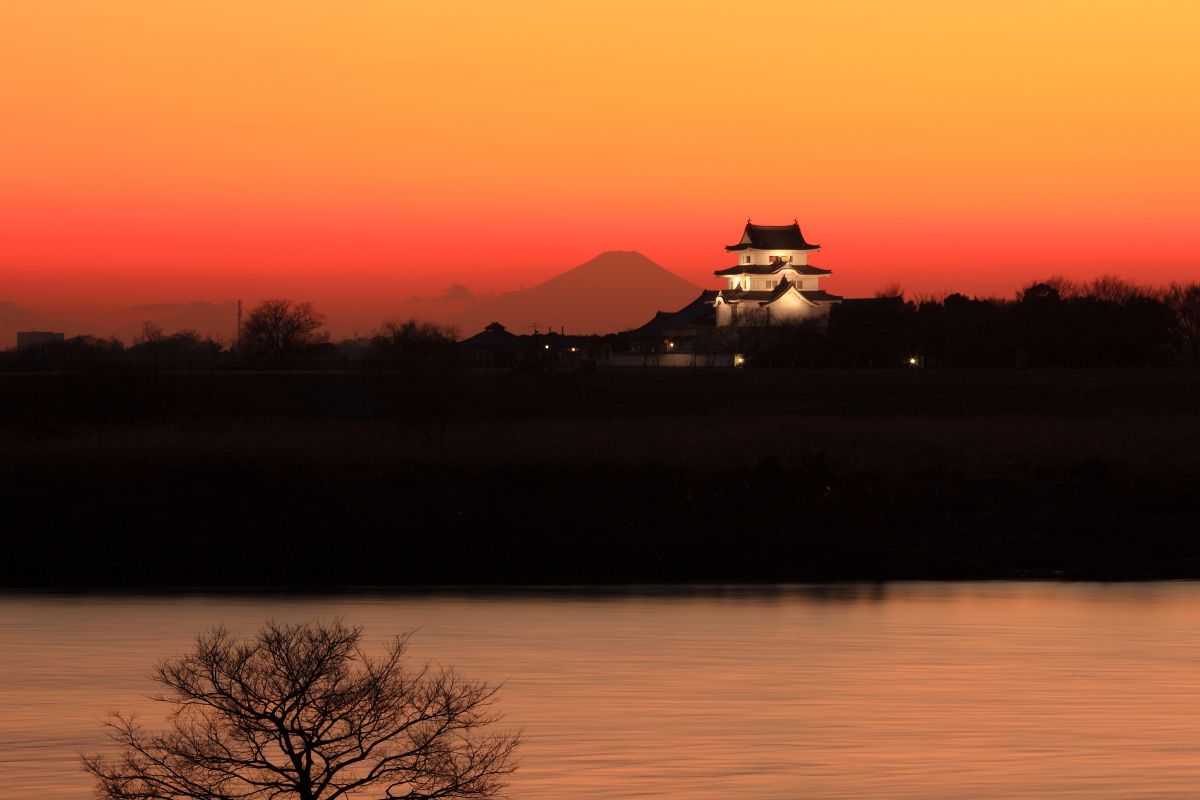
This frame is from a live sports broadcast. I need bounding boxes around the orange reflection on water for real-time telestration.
[3,584,1200,798]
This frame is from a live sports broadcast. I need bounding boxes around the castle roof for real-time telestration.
[796,289,843,303]
[717,289,775,303]
[725,222,819,252]
[720,281,842,305]
[623,290,718,337]
[761,280,842,305]
[713,262,832,277]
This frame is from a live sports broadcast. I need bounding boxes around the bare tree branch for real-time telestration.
[238,300,327,368]
[83,620,519,800]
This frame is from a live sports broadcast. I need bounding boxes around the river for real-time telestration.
[3,584,1200,798]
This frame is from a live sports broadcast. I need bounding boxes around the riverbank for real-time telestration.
[4,369,1199,586]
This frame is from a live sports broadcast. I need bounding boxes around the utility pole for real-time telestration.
[236,300,242,349]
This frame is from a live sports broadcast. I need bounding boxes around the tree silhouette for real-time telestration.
[368,319,460,371]
[239,299,326,368]
[873,281,904,299]
[83,620,519,800]
[1167,282,1200,366]
[131,322,221,371]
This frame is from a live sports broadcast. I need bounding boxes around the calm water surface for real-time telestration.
[3,584,1200,799]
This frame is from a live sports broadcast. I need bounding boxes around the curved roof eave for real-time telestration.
[725,242,820,252]
[714,263,832,277]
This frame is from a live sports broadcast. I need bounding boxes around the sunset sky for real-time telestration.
[2,1,1198,329]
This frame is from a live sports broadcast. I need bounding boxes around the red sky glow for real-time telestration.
[2,1,1198,336]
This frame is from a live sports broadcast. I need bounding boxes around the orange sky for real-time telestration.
[2,1,1198,327]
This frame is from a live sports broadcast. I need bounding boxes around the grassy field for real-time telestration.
[3,368,1199,587]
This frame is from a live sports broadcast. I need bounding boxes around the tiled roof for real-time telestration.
[623,290,718,336]
[725,222,819,252]
[713,262,832,277]
[798,290,843,303]
[460,322,523,348]
[717,289,776,303]
[721,282,843,306]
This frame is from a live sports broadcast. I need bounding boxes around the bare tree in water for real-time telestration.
[83,620,519,800]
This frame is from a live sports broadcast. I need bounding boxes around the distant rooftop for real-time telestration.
[460,321,522,349]
[16,331,65,351]
[725,221,820,252]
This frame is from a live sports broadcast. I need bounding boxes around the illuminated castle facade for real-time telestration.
[622,219,842,359]
[713,221,841,326]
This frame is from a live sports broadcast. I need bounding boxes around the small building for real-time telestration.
[713,221,841,326]
[16,331,65,350]
[621,290,719,353]
[460,321,524,367]
[459,322,611,369]
[615,290,739,366]
[526,331,611,369]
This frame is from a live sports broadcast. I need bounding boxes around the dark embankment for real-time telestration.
[3,369,1199,587]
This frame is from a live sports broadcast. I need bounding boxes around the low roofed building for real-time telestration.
[459,321,524,366]
[16,331,65,350]
[459,321,611,369]
[622,290,719,353]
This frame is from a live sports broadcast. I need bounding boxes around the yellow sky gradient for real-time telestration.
[2,0,1198,310]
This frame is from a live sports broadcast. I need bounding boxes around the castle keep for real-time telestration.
[713,221,841,325]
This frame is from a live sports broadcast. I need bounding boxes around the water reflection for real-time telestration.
[3,583,1200,799]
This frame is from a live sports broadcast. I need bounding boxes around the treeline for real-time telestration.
[0,300,463,373]
[5,278,1200,372]
[748,277,1200,368]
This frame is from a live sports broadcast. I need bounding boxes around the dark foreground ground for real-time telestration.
[3,368,1199,587]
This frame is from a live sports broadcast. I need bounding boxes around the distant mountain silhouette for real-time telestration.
[0,301,48,328]
[123,301,238,342]
[0,300,241,348]
[0,302,64,348]
[454,251,701,336]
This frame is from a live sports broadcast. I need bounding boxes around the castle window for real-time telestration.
[742,255,751,264]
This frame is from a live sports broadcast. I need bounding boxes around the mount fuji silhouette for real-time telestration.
[454,251,701,335]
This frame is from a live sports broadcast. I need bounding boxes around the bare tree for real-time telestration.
[239,299,327,367]
[83,620,519,800]
[137,321,167,344]
[873,281,904,299]
[369,319,460,371]
[1020,275,1088,304]
[1086,274,1143,304]
[1044,275,1080,300]
[1167,282,1200,366]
